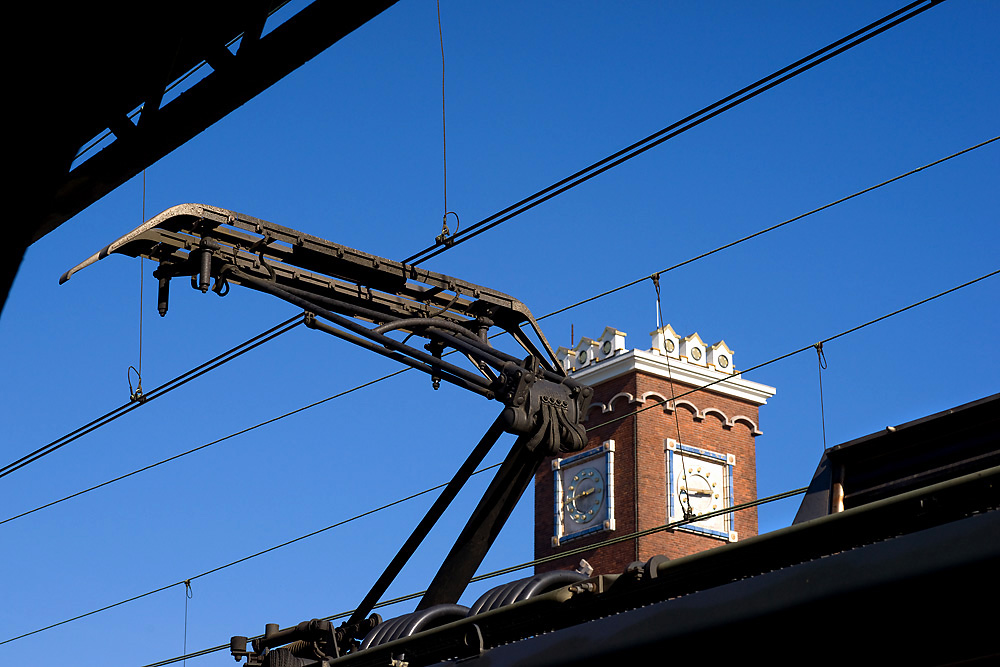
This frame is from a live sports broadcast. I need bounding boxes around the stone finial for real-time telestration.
[707,340,735,372]
[573,336,598,369]
[594,326,627,362]
[650,324,679,358]
[679,332,707,366]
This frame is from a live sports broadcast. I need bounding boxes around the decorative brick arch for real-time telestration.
[638,391,669,406]
[665,399,702,421]
[582,402,606,422]
[732,415,763,436]
[702,407,730,427]
[607,392,637,412]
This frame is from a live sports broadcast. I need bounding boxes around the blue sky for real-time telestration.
[1,2,997,664]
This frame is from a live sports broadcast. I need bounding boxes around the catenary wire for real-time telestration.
[7,266,995,647]
[536,135,998,321]
[0,367,406,527]
[56,0,970,493]
[583,267,1000,435]
[19,0,976,656]
[136,485,808,667]
[402,0,946,265]
[0,461,504,647]
[0,314,305,480]
[5,134,992,525]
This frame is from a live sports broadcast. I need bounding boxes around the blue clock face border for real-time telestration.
[552,441,616,546]
[665,439,737,542]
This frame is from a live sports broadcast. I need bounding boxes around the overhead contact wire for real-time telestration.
[402,0,946,265]
[584,268,1000,435]
[0,367,408,527]
[536,135,998,322]
[134,484,808,667]
[8,266,996,647]
[6,135,993,522]
[0,461,504,647]
[0,314,304,479]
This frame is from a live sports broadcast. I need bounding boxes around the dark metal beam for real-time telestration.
[31,0,399,246]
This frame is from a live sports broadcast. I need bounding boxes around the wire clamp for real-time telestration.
[435,211,460,247]
[814,341,828,369]
[127,365,147,404]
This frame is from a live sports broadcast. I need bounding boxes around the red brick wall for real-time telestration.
[534,367,762,575]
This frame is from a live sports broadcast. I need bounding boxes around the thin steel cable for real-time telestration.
[0,462,504,647]
[816,343,829,450]
[8,135,993,520]
[653,275,694,518]
[0,368,408,527]
[402,0,946,265]
[584,267,1000,435]
[474,486,810,580]
[438,0,448,219]
[435,0,460,244]
[536,134,999,322]
[10,265,994,647]
[182,581,192,667]
[138,169,146,395]
[0,314,304,479]
[134,484,808,667]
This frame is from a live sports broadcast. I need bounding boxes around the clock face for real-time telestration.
[564,467,605,524]
[666,440,734,541]
[553,442,616,545]
[676,471,718,517]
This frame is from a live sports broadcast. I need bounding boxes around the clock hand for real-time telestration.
[565,487,596,502]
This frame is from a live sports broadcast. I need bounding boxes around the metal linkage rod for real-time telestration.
[231,268,498,396]
[303,315,492,397]
[347,415,509,626]
[418,434,544,609]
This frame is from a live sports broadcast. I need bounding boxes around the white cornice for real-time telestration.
[569,349,776,405]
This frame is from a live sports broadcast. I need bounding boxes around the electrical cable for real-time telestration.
[583,267,1000,435]
[653,275,695,518]
[816,342,829,450]
[0,462,504,647]
[5,134,992,523]
[135,484,808,667]
[21,0,982,656]
[402,0,946,266]
[7,266,995,647]
[0,367,408,527]
[474,486,809,580]
[0,314,304,480]
[535,134,999,322]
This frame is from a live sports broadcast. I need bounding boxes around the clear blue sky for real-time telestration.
[2,2,997,664]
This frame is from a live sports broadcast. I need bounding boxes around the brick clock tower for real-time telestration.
[534,325,776,575]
